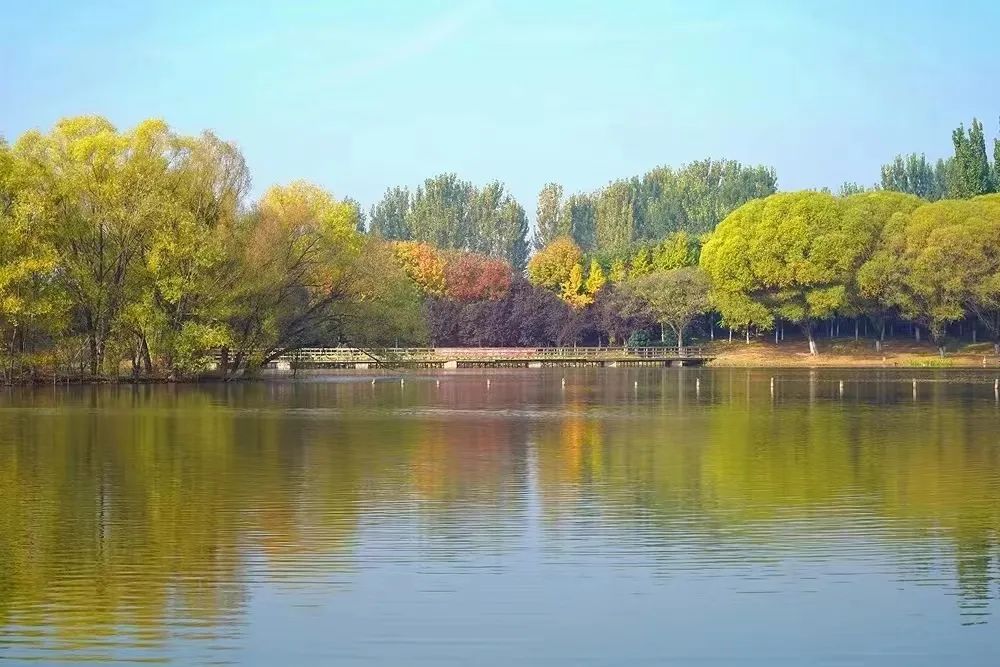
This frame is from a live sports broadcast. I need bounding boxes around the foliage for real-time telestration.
[526,237,583,292]
[701,191,891,353]
[624,267,711,349]
[443,252,513,302]
[390,241,446,296]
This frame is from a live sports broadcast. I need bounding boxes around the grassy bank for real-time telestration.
[705,338,1000,368]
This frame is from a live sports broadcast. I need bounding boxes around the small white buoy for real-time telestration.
[994,378,998,400]
[561,377,566,388]
[401,377,405,387]
[436,379,440,388]
[912,378,917,399]
[770,377,774,397]
[486,379,491,390]
[839,380,844,397]
[372,378,376,386]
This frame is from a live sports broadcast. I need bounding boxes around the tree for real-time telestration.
[859,198,1000,355]
[701,191,875,355]
[651,231,699,270]
[608,257,627,283]
[584,259,606,297]
[224,181,411,374]
[628,246,652,279]
[950,118,994,198]
[0,139,65,379]
[560,193,597,251]
[526,237,582,291]
[838,182,869,197]
[840,191,924,343]
[14,117,173,374]
[370,186,412,240]
[494,195,529,272]
[560,263,591,309]
[625,267,711,350]
[408,173,473,249]
[534,183,564,250]
[880,153,947,201]
[443,252,513,301]
[595,180,636,256]
[391,241,447,296]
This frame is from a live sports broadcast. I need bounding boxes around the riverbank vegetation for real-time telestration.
[2,115,1000,380]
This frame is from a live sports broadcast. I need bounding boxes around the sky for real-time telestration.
[3,0,1000,219]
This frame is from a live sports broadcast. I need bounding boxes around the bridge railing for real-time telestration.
[275,346,706,363]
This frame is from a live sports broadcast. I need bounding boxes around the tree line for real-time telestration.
[876,116,1000,200]
[5,114,1000,381]
[0,117,424,381]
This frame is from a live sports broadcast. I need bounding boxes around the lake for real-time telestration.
[1,368,999,665]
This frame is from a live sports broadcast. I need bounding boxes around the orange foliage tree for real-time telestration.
[391,241,446,296]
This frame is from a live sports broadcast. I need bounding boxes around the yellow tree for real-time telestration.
[527,236,582,291]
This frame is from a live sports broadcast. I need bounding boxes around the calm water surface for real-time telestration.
[1,368,999,665]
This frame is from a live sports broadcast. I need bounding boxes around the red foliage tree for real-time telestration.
[443,252,513,301]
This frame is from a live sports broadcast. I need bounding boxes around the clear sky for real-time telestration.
[3,0,999,216]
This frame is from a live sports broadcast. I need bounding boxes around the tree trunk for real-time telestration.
[804,324,818,355]
[141,336,153,375]
[854,318,859,341]
[729,328,733,343]
[915,325,920,342]
[88,334,99,376]
[745,327,750,344]
[676,326,684,353]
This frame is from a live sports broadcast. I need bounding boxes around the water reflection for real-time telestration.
[0,369,999,663]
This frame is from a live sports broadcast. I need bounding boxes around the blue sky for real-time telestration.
[3,0,999,217]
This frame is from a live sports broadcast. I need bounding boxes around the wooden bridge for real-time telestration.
[269,346,714,370]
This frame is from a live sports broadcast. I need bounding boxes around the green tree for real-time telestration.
[950,118,994,198]
[626,267,711,349]
[408,173,473,249]
[14,117,174,374]
[838,181,869,197]
[651,231,699,270]
[595,180,636,256]
[880,153,947,201]
[840,191,924,343]
[701,191,873,355]
[560,193,597,251]
[859,198,1000,355]
[370,186,412,240]
[534,182,564,250]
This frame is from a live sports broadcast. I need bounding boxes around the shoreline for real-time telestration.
[703,340,1000,368]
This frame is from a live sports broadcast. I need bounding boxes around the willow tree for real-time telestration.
[839,191,923,344]
[0,139,65,379]
[225,181,422,376]
[13,117,174,374]
[701,191,879,354]
[859,197,1000,355]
